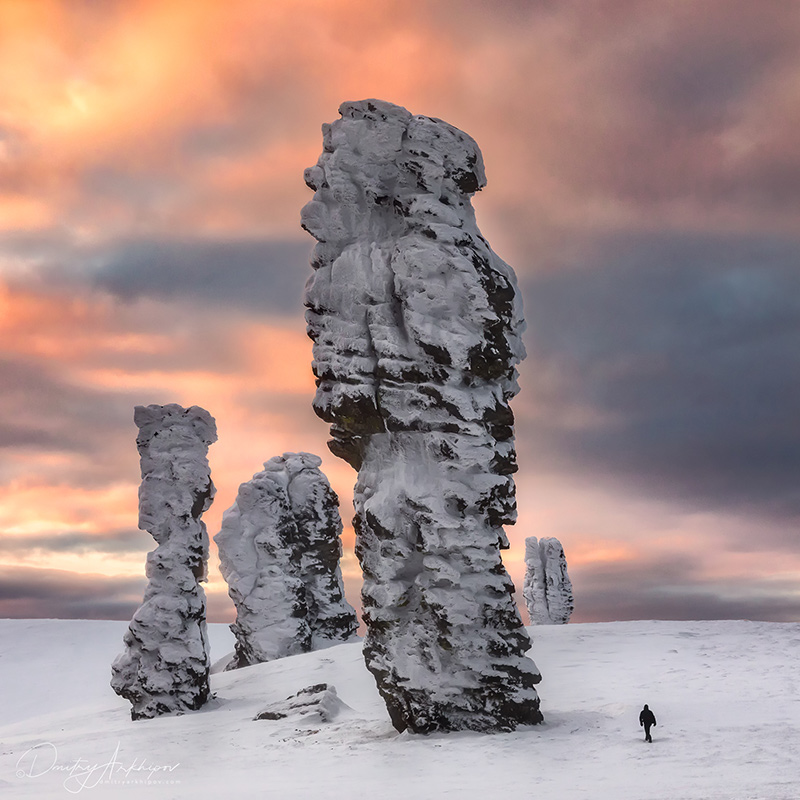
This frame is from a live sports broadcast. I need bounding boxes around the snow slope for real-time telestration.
[1,619,799,799]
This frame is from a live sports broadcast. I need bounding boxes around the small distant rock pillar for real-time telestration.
[523,536,574,625]
[215,452,357,668]
[111,404,217,720]
[303,99,542,733]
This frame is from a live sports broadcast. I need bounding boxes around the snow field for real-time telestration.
[1,619,798,799]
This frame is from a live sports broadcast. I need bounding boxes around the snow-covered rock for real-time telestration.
[523,537,574,625]
[215,452,357,669]
[111,404,217,720]
[523,537,550,625]
[286,454,359,646]
[254,683,352,724]
[302,99,542,733]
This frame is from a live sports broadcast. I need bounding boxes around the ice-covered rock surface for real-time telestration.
[111,404,217,720]
[302,99,542,733]
[215,452,357,669]
[523,536,574,625]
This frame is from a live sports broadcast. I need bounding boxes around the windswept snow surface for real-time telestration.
[1,619,799,799]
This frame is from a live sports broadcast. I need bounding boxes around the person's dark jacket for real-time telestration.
[639,707,657,728]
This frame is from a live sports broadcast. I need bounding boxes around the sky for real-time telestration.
[2,0,800,624]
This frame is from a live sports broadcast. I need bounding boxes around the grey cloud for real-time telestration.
[91,237,312,314]
[567,557,800,623]
[0,565,145,620]
[609,7,800,210]
[624,1,795,118]
[0,422,64,449]
[0,357,146,493]
[572,585,800,624]
[519,231,800,525]
[0,529,146,557]
[0,357,135,454]
[0,564,235,622]
[3,233,313,316]
[469,0,800,215]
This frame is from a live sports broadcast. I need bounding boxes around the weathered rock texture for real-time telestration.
[215,452,357,669]
[302,99,542,733]
[111,404,217,720]
[523,536,574,625]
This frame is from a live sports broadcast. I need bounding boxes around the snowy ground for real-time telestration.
[1,619,798,799]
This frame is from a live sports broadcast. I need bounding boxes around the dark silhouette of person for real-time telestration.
[639,704,657,742]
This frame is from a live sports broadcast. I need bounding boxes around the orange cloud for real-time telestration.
[0,479,135,536]
[0,477,145,580]
[0,0,467,238]
[3,1,800,624]
[3,0,800,249]
[0,275,339,585]
[0,195,54,230]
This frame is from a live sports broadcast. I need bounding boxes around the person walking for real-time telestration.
[639,704,657,742]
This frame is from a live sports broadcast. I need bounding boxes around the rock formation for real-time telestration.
[286,454,359,644]
[215,452,357,669]
[523,536,574,625]
[302,99,542,733]
[523,537,549,626]
[254,683,352,724]
[111,404,217,720]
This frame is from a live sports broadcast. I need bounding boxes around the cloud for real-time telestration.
[0,0,464,239]
[574,583,800,624]
[2,230,312,315]
[570,556,800,623]
[518,230,800,523]
[0,356,139,471]
[0,529,145,556]
[4,0,799,252]
[90,237,312,314]
[2,1,800,623]
[0,268,340,594]
[423,0,800,266]
[0,564,145,620]
[0,563,236,622]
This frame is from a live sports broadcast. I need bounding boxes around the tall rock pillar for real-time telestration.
[302,99,542,733]
[111,404,217,720]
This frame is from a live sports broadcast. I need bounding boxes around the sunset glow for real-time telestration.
[2,0,799,623]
